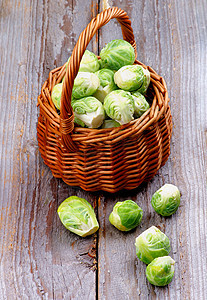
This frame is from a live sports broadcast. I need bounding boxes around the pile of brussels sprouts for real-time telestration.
[58,183,181,287]
[52,39,151,128]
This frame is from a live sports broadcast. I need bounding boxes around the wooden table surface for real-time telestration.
[0,0,207,299]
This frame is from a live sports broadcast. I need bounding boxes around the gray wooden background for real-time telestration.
[0,0,207,299]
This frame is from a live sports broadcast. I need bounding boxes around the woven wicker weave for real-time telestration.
[37,7,172,193]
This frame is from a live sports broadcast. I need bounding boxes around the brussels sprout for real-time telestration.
[66,50,99,73]
[72,72,100,100]
[101,119,120,129]
[109,200,143,231]
[57,196,99,237]
[135,226,171,264]
[114,65,145,92]
[78,50,100,73]
[51,82,63,110]
[132,91,150,118]
[151,184,181,217]
[93,69,118,102]
[104,90,135,125]
[136,67,150,95]
[146,256,175,286]
[72,96,105,128]
[100,39,135,71]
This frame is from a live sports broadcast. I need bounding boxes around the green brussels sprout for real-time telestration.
[114,65,145,92]
[72,96,105,128]
[51,82,63,110]
[100,39,135,71]
[104,90,135,125]
[135,226,171,264]
[109,200,143,231]
[101,119,120,129]
[146,256,175,286]
[136,67,150,95]
[131,91,150,118]
[78,50,100,73]
[151,184,181,216]
[72,72,100,100]
[57,196,99,237]
[93,69,118,102]
[65,50,99,73]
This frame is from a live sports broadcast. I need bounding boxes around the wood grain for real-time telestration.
[0,0,207,299]
[98,0,207,299]
[0,0,99,299]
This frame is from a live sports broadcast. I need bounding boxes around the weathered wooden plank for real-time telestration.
[0,0,99,299]
[1,0,207,299]
[98,0,207,299]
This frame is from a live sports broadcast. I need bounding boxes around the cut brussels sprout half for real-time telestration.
[135,226,171,264]
[72,72,100,100]
[132,91,150,118]
[109,200,143,231]
[104,90,135,125]
[57,196,99,237]
[51,82,63,110]
[100,39,135,70]
[72,96,105,128]
[146,256,175,286]
[93,68,118,102]
[151,184,181,216]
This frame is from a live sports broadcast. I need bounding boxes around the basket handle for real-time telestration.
[60,7,137,152]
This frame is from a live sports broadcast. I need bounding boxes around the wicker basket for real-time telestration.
[37,7,172,193]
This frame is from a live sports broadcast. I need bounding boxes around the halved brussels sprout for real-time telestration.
[57,196,99,237]
[151,184,181,216]
[132,91,150,118]
[135,226,171,264]
[93,69,118,102]
[100,39,135,70]
[104,90,135,125]
[101,119,120,129]
[72,96,105,128]
[72,72,100,100]
[51,82,63,110]
[66,50,99,73]
[109,200,143,231]
[146,256,175,286]
[114,65,145,92]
